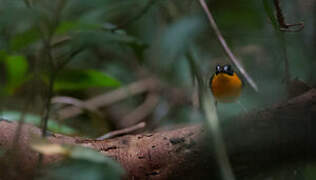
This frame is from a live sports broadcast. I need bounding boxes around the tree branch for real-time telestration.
[0,89,315,179]
[56,77,160,120]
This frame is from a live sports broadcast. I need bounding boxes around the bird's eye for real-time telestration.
[216,65,221,74]
[223,64,233,75]
[223,65,229,71]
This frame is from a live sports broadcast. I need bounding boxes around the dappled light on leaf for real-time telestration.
[52,69,121,91]
[31,142,69,156]
[0,0,314,179]
[0,111,76,135]
[34,145,124,180]
[2,55,29,94]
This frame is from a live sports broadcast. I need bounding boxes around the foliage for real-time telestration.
[0,0,315,179]
[0,55,29,94]
[0,111,76,135]
[52,69,120,91]
[31,141,124,180]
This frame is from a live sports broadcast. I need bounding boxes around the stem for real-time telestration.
[264,0,291,83]
[187,50,235,180]
[41,70,56,137]
[199,0,258,92]
[273,0,287,28]
[23,0,31,8]
[97,122,146,140]
[273,0,304,32]
[112,0,157,31]
[39,0,65,137]
[40,32,56,137]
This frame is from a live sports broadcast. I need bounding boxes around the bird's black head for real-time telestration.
[215,64,234,76]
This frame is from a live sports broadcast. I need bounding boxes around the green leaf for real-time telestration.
[0,1,36,28]
[304,163,316,179]
[0,111,77,135]
[214,0,263,31]
[3,55,29,94]
[39,146,124,180]
[0,50,8,59]
[159,16,206,63]
[53,69,121,91]
[55,21,101,35]
[71,30,137,48]
[127,41,149,63]
[69,146,119,165]
[262,0,278,29]
[10,28,40,51]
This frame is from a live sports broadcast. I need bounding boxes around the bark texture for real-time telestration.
[0,89,315,179]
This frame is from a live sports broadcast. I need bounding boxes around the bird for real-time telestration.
[209,64,243,103]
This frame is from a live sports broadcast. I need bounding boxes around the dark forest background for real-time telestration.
[0,0,315,179]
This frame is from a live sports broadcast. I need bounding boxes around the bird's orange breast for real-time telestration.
[210,72,242,103]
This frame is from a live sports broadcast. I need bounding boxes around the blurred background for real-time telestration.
[0,0,315,179]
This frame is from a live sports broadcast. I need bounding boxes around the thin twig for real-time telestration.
[56,46,85,70]
[199,0,258,92]
[39,0,65,137]
[40,77,55,137]
[41,46,84,136]
[56,77,159,120]
[96,122,146,140]
[40,40,56,137]
[272,0,300,83]
[52,96,92,109]
[50,35,71,48]
[187,48,235,180]
[121,93,159,127]
[112,0,157,31]
[273,0,304,32]
[23,0,31,7]
[52,96,103,118]
[264,0,291,83]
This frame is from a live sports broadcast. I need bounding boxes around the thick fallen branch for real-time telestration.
[0,89,315,179]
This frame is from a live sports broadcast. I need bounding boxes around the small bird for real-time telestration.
[209,64,243,103]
